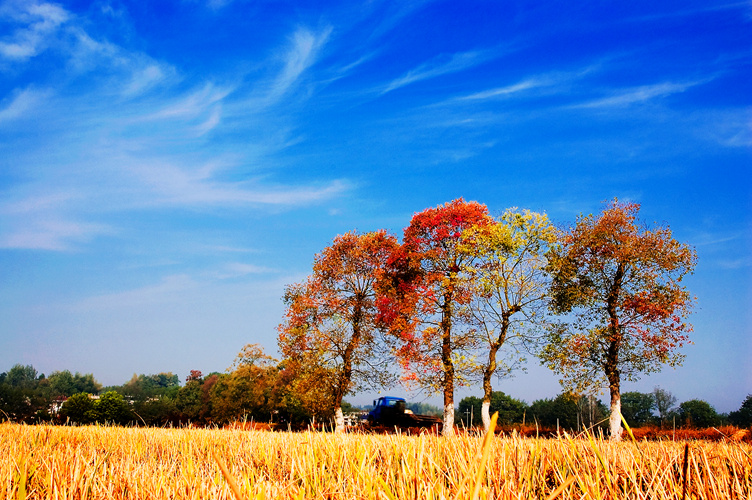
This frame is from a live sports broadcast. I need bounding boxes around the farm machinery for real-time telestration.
[367,396,442,430]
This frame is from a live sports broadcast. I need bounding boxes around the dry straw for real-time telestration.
[2,421,750,499]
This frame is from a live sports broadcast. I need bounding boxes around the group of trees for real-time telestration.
[5,199,747,439]
[0,365,101,422]
[279,198,697,440]
[0,348,325,426]
[457,389,751,431]
[3,358,749,432]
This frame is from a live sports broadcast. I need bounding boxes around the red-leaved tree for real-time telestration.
[378,199,493,435]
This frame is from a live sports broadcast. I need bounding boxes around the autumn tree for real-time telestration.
[541,200,696,440]
[379,199,493,435]
[278,230,398,432]
[210,344,280,424]
[460,208,556,431]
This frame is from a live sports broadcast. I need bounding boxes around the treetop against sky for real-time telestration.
[0,0,749,412]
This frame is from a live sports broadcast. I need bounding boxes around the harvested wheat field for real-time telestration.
[2,422,751,500]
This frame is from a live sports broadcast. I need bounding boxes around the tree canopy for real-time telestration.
[378,198,494,435]
[541,200,696,440]
[278,230,399,432]
[459,208,556,430]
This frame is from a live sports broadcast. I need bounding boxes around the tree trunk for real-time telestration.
[442,332,454,436]
[481,344,498,432]
[441,290,454,436]
[609,384,622,441]
[606,264,624,441]
[481,400,491,431]
[334,299,362,435]
[443,401,455,436]
[606,344,623,441]
[481,311,511,432]
[334,406,345,433]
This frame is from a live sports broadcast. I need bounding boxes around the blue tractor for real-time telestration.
[367,396,442,429]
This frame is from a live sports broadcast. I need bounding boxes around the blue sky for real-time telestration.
[0,0,750,412]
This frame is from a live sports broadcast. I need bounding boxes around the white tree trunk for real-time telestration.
[609,394,623,441]
[334,406,345,434]
[443,403,454,436]
[481,400,491,432]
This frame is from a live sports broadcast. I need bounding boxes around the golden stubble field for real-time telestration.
[2,422,750,499]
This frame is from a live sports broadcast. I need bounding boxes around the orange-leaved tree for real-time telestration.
[459,208,557,431]
[378,199,494,435]
[540,200,696,440]
[278,230,398,432]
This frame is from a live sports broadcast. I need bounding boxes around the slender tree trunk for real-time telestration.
[334,299,363,434]
[481,400,491,431]
[481,311,513,432]
[334,406,345,433]
[608,375,622,441]
[441,291,454,436]
[606,264,624,441]
[442,329,454,436]
[481,343,499,432]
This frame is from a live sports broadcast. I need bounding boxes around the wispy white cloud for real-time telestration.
[0,203,112,250]
[149,83,232,120]
[0,218,109,251]
[571,81,700,109]
[696,108,752,148]
[192,105,222,136]
[457,78,547,101]
[127,157,349,207]
[218,262,277,279]
[203,245,260,254]
[0,190,113,250]
[122,64,171,96]
[716,257,752,270]
[625,1,751,23]
[381,50,489,94]
[0,87,50,122]
[0,1,69,60]
[73,275,198,311]
[0,16,351,252]
[692,231,744,247]
[267,26,332,101]
[206,0,234,9]
[452,66,598,102]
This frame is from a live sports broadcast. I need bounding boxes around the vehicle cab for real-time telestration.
[368,396,407,424]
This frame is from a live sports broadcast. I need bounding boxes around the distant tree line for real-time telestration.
[457,388,752,431]
[1,361,749,431]
[0,346,343,427]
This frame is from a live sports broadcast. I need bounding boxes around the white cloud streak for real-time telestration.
[267,26,332,101]
[381,50,489,94]
[0,1,69,60]
[129,158,350,207]
[73,275,198,311]
[457,78,547,101]
[453,66,598,102]
[0,87,50,122]
[572,81,700,109]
